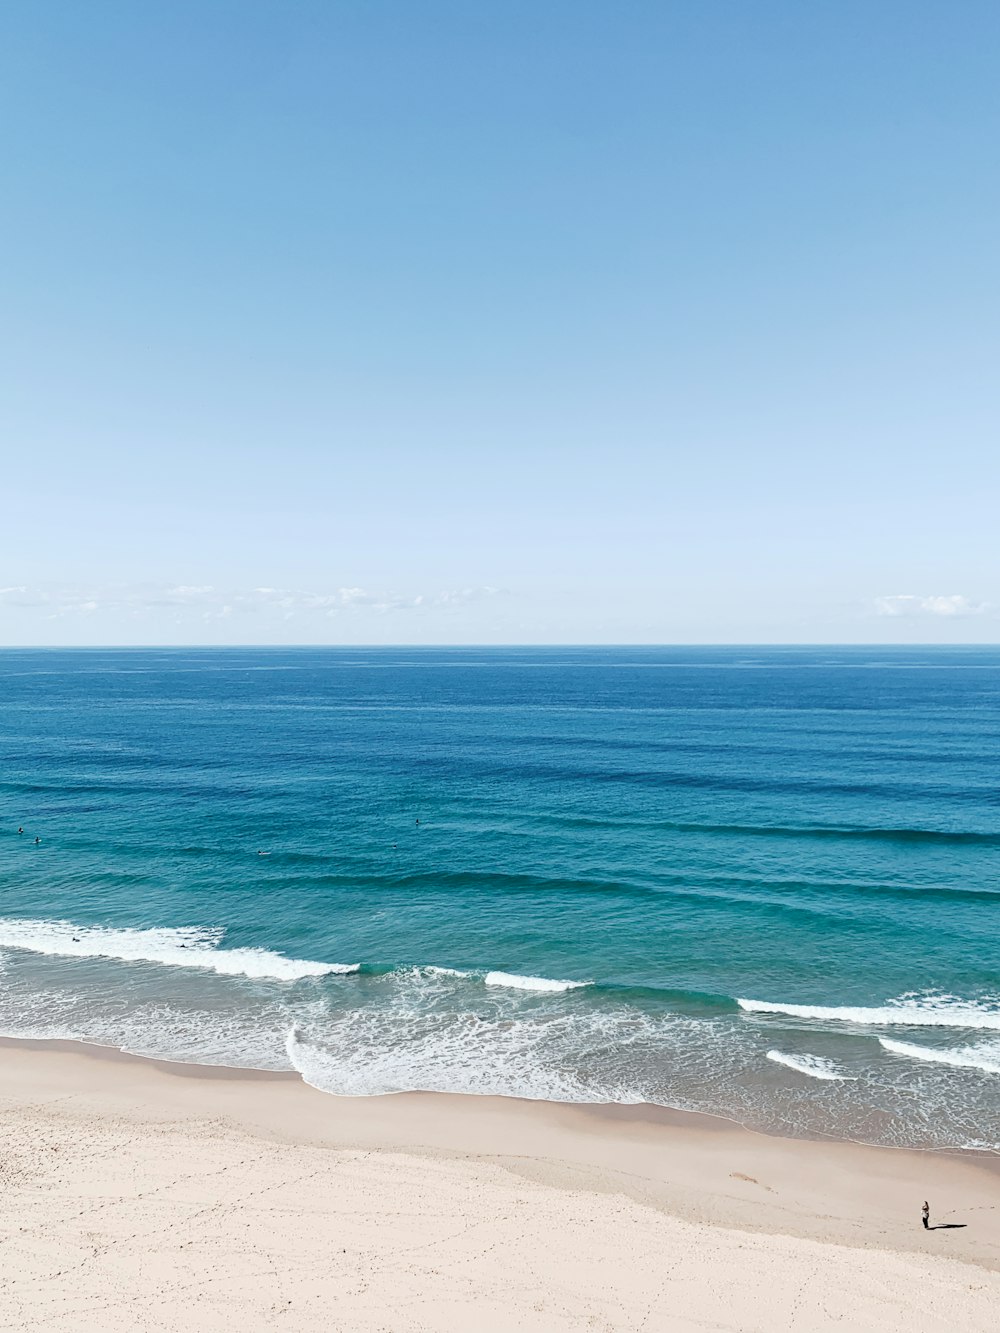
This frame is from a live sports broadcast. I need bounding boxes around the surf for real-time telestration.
[879,1037,1000,1074]
[765,1050,849,1081]
[0,917,358,983]
[738,994,1000,1030]
[483,971,592,993]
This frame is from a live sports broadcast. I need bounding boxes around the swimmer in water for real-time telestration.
[34,837,40,844]
[17,826,23,835]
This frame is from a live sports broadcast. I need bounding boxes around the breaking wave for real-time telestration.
[483,971,592,993]
[738,994,1000,1030]
[879,1037,1000,1075]
[0,917,357,983]
[766,1050,849,1081]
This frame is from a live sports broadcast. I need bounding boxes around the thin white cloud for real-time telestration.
[0,586,43,606]
[163,585,215,602]
[0,583,508,620]
[434,586,501,606]
[242,585,506,616]
[874,594,989,618]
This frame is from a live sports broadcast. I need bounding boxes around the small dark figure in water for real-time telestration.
[922,1201,930,1229]
[34,837,40,844]
[17,826,23,835]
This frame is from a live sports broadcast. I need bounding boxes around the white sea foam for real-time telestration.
[483,971,592,993]
[0,983,294,1072]
[738,994,1000,1030]
[284,1007,643,1102]
[0,917,357,983]
[879,1037,1000,1075]
[284,1019,596,1100]
[766,1050,848,1081]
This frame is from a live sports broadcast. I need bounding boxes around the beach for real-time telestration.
[2,1039,998,1331]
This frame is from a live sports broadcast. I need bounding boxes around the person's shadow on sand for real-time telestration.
[930,1223,967,1230]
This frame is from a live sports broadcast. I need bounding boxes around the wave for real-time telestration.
[879,1037,1000,1075]
[766,1050,849,1081]
[414,756,996,807]
[0,917,358,983]
[0,919,587,996]
[670,822,1000,847]
[739,994,1000,1030]
[283,1011,649,1102]
[475,805,1000,847]
[239,865,1000,918]
[483,971,592,993]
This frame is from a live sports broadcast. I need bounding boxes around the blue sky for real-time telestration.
[2,1,997,644]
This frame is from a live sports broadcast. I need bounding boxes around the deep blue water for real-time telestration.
[1,646,998,1148]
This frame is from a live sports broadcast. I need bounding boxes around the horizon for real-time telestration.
[1,641,997,652]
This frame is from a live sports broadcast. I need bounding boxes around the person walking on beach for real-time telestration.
[922,1201,930,1229]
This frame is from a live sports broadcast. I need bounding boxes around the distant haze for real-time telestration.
[1,2,997,645]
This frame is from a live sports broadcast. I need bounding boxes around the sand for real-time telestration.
[0,1040,998,1331]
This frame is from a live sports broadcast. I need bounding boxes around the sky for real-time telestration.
[1,1,998,645]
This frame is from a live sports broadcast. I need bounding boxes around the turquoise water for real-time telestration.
[1,646,998,1148]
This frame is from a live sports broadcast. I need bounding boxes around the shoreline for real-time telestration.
[3,1035,1000,1329]
[4,1033,999,1258]
[5,1030,997,1159]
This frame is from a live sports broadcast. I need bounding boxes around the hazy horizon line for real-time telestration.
[1,642,997,652]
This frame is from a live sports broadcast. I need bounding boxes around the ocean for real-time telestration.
[1,645,998,1151]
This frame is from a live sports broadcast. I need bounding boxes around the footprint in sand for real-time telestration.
[730,1172,774,1192]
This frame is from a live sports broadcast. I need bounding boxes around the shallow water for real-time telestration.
[1,645,998,1149]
